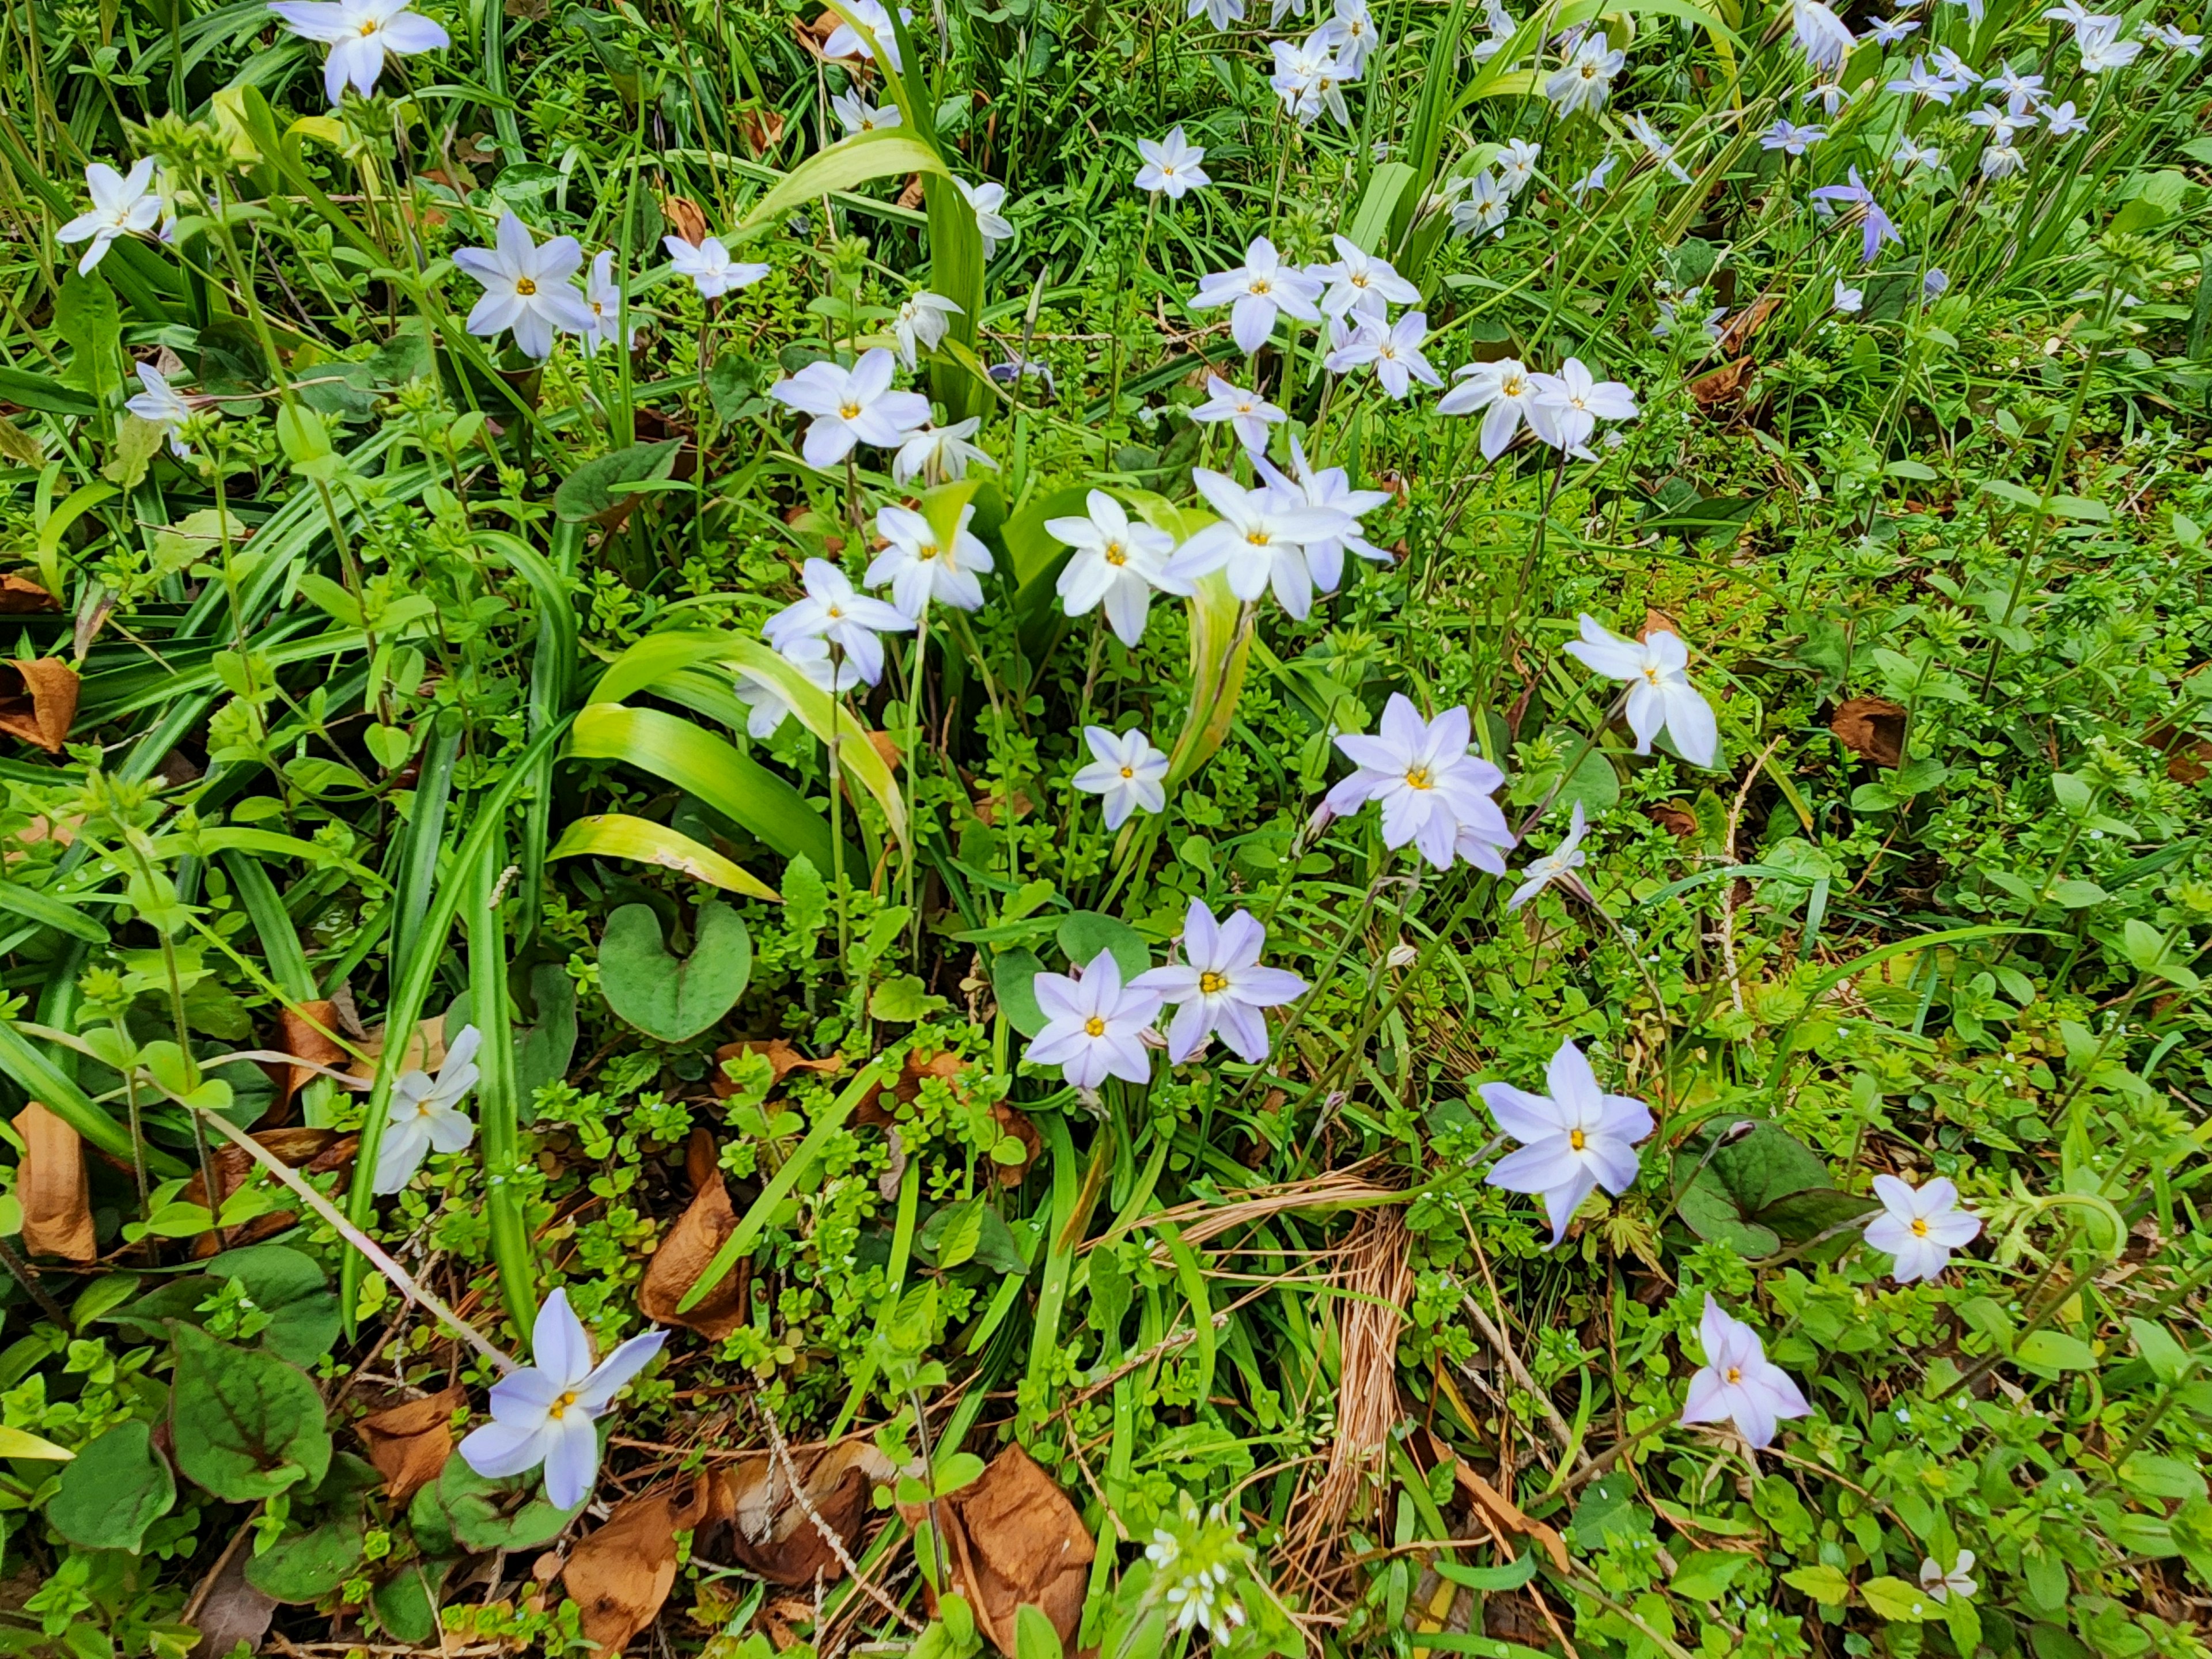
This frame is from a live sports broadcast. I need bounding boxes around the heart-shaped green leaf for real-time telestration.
[598,902,752,1042]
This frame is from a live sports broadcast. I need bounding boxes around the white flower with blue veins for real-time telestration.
[769,347,931,470]
[1190,236,1325,355]
[1681,1296,1812,1449]
[270,0,448,105]
[125,363,195,459]
[1048,491,1183,647]
[865,502,994,618]
[1132,899,1308,1063]
[1480,1037,1651,1244]
[1161,468,1354,620]
[821,0,912,69]
[1314,234,1419,323]
[1024,951,1162,1089]
[457,1288,666,1509]
[664,234,769,299]
[373,1024,483,1195]
[1071,726,1171,830]
[58,160,164,276]
[762,557,915,686]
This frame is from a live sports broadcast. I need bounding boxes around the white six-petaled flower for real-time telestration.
[1161,468,1353,619]
[1071,726,1171,829]
[865,502,994,618]
[1191,374,1287,455]
[821,0,912,68]
[891,290,961,369]
[58,159,163,275]
[1135,127,1212,199]
[1507,801,1591,911]
[955,177,1014,257]
[125,363,195,459]
[1324,694,1510,870]
[664,234,769,298]
[1920,1551,1977,1603]
[1528,357,1638,457]
[270,0,448,105]
[1325,311,1443,400]
[768,347,931,470]
[734,637,861,738]
[1189,236,1325,355]
[373,1025,483,1195]
[457,1288,666,1509]
[1048,490,1182,647]
[1025,950,1162,1089]
[454,212,596,361]
[1543,30,1624,115]
[1480,1037,1652,1244]
[1681,1296,1812,1449]
[1565,615,1719,765]
[892,418,995,487]
[1438,358,1541,457]
[1131,899,1309,1064]
[1315,233,1419,322]
[762,556,916,685]
[1863,1175,1981,1282]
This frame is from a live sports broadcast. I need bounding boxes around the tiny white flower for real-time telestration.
[1761,119,1826,154]
[1563,615,1717,764]
[1568,153,1616,199]
[892,417,997,487]
[866,502,994,618]
[955,177,1013,257]
[1315,0,1378,73]
[830,89,902,135]
[57,159,164,275]
[269,0,448,105]
[1791,0,1855,71]
[1048,491,1181,647]
[663,234,770,299]
[2142,20,2204,50]
[762,556,916,685]
[1506,801,1590,911]
[1979,139,2025,179]
[1450,169,1512,237]
[580,251,637,355]
[2077,13,2142,68]
[1887,56,1959,100]
[1497,138,1543,196]
[1480,1037,1652,1244]
[1135,127,1212,199]
[1131,899,1309,1063]
[821,0,912,69]
[1894,135,1944,168]
[1187,0,1246,26]
[1324,311,1442,400]
[1543,29,1623,115]
[1191,374,1288,455]
[1624,113,1691,181]
[768,347,932,470]
[1189,236,1325,355]
[453,211,596,361]
[1833,278,1864,313]
[1314,233,1420,321]
[1867,13,1919,42]
[1438,357,1541,457]
[1071,726,1169,830]
[2042,99,2086,135]
[1323,694,1510,871]
[1863,1175,1982,1281]
[1527,357,1638,458]
[1919,1552,1978,1603]
[1026,952,1162,1090]
[1161,468,1354,619]
[373,1025,483,1194]
[125,363,195,460]
[457,1288,666,1508]
[891,290,961,371]
[1681,1297,1812,1449]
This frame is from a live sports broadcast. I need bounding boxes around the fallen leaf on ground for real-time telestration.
[1715,293,1779,357]
[274,999,349,1118]
[1641,608,1682,642]
[182,1129,357,1257]
[1411,1430,1569,1574]
[641,1165,747,1340]
[0,573,56,612]
[1646,802,1699,839]
[663,196,708,247]
[713,1441,895,1586]
[357,1385,465,1502]
[917,1445,1093,1655]
[565,1474,718,1654]
[897,174,926,210]
[0,659,78,751]
[738,109,786,155]
[1830,696,1907,770]
[714,1038,843,1097]
[185,1534,278,1659]
[13,1101,94,1261]
[1688,357,1752,409]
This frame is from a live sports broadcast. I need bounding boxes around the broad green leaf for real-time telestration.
[598,902,753,1042]
[1056,911,1151,981]
[206,1244,343,1368]
[726,637,908,850]
[2129,1317,2195,1384]
[990,948,1050,1038]
[1783,1563,1853,1605]
[551,812,781,901]
[410,1452,584,1554]
[1859,1575,1937,1622]
[1014,1603,1064,1659]
[168,1322,332,1503]
[247,1513,368,1601]
[2013,1330,2100,1374]
[554,439,684,522]
[1669,1549,1751,1600]
[45,1421,173,1552]
[737,130,952,237]
[570,701,839,873]
[56,272,123,399]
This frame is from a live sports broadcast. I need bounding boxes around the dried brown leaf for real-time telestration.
[1830,695,1907,770]
[182,1128,357,1257]
[275,999,349,1116]
[712,1441,895,1586]
[13,1101,94,1261]
[714,1038,843,1097]
[357,1385,465,1503]
[0,573,56,613]
[1445,1455,1570,1574]
[1688,357,1752,409]
[738,109,787,156]
[663,195,709,248]
[1715,293,1779,357]
[919,1446,1093,1655]
[896,173,927,211]
[0,659,78,752]
[564,1475,718,1654]
[1645,802,1699,839]
[640,1171,747,1340]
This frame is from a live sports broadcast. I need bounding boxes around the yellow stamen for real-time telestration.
[1403,766,1433,790]
[839,401,862,419]
[548,1389,580,1418]
[1104,542,1127,566]
[1083,1016,1106,1037]
[1199,971,1228,994]
[1569,1128,1586,1151]
[514,277,537,296]
[1911,1218,1929,1236]
[1723,1366,1743,1385]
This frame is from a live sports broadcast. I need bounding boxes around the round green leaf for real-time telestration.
[45,1420,175,1553]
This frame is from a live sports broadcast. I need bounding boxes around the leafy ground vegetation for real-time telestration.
[1,0,2211,1654]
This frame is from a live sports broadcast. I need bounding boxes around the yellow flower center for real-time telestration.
[1245,529,1272,546]
[1119,764,1135,779]
[1161,164,1177,177]
[548,1389,580,1419]
[1723,1366,1743,1385]
[358,17,378,32]
[1351,271,1370,287]
[1569,1128,1586,1150]
[826,604,844,620]
[1404,766,1433,790]
[1199,971,1228,994]
[839,401,862,419]
[1251,277,1272,295]
[1084,1016,1106,1037]
[515,277,537,296]
[1103,541,1127,566]
[1911,1218,1930,1236]
[1502,373,1527,396]
[1641,665,1662,685]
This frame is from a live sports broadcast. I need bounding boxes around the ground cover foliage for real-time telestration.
[1,0,2211,1654]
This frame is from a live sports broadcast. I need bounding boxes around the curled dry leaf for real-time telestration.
[640,1165,747,1340]
[713,1440,896,1586]
[1641,607,1682,643]
[912,1445,1093,1656]
[181,1128,358,1258]
[1830,696,1907,770]
[184,1532,278,1659]
[1688,357,1752,410]
[0,658,78,752]
[357,1385,465,1503]
[272,999,349,1120]
[713,1037,843,1097]
[896,174,927,211]
[563,1474,719,1655]
[13,1101,96,1262]
[738,108,786,156]
[1646,802,1699,839]
[1714,293,1780,358]
[662,195,709,248]
[1409,1427,1569,1575]
[0,573,57,613]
